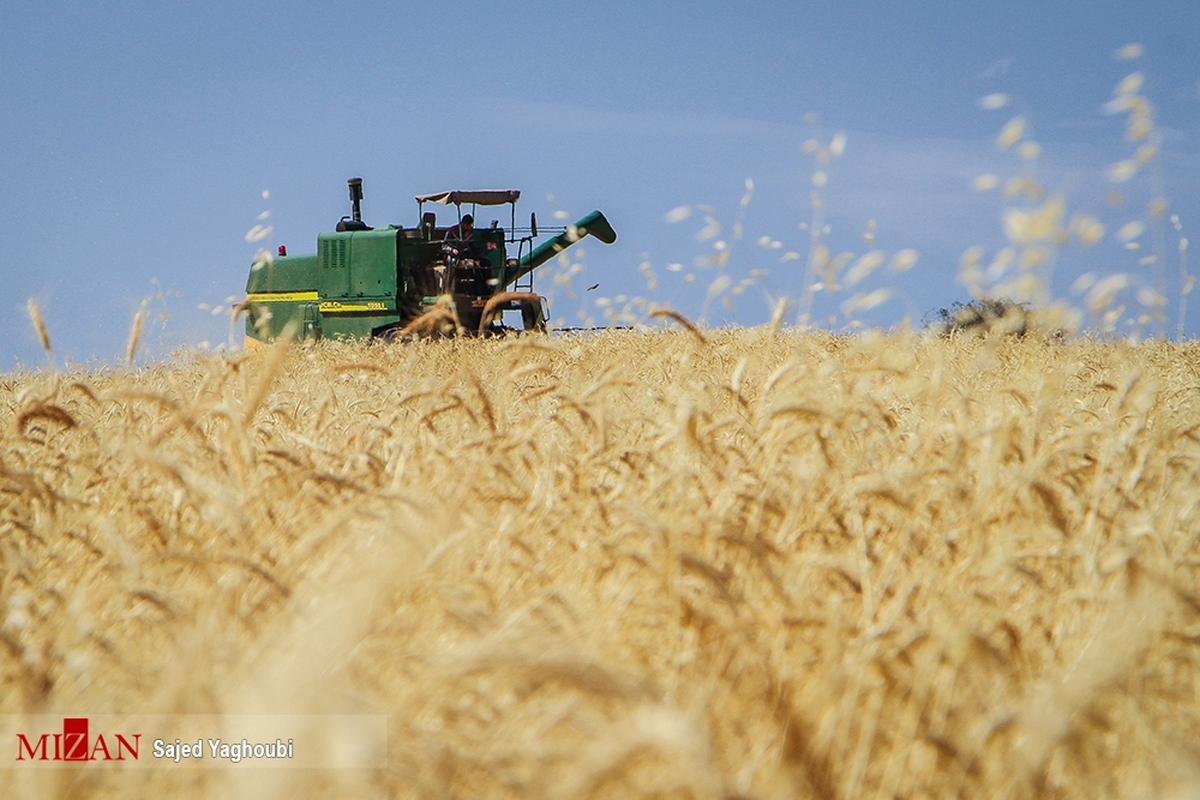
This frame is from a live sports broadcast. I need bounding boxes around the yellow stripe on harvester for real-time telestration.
[245,291,320,303]
[319,301,388,313]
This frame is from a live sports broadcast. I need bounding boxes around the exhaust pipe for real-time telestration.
[348,177,364,223]
[337,177,372,232]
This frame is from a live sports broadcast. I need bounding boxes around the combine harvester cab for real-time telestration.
[243,178,616,345]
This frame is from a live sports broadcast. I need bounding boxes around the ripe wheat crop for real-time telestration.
[3,328,1200,798]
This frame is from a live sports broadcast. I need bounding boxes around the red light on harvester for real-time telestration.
[278,245,287,257]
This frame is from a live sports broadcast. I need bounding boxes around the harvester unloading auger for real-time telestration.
[242,178,616,344]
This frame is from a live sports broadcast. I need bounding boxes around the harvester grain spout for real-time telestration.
[512,210,617,286]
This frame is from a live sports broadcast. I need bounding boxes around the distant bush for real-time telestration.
[929,297,1035,337]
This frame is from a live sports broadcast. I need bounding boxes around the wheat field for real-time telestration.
[2,327,1200,798]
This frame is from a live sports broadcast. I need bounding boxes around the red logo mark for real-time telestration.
[15,717,140,762]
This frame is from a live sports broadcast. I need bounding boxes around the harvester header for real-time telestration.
[243,178,616,344]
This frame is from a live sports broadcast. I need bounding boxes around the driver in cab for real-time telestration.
[446,214,474,242]
[445,213,487,264]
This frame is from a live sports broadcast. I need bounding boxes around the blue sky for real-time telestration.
[2,1,1199,368]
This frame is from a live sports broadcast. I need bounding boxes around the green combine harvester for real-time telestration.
[243,178,616,345]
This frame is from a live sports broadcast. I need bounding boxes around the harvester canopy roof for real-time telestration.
[415,190,520,206]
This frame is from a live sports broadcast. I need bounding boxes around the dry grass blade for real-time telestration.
[400,294,462,337]
[332,362,389,375]
[479,291,543,334]
[25,299,52,363]
[649,308,708,344]
[126,308,147,367]
[241,322,295,426]
[14,401,77,435]
[768,296,790,336]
